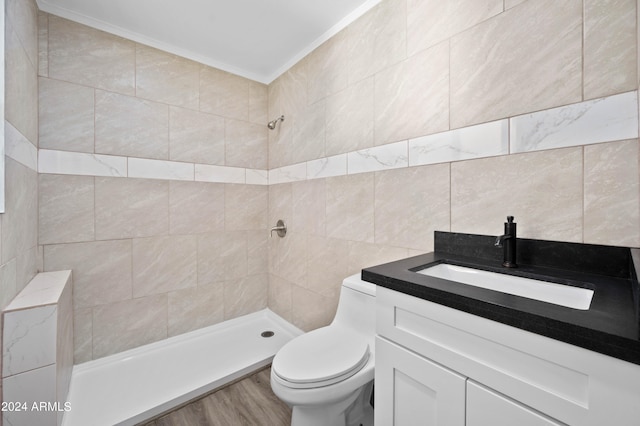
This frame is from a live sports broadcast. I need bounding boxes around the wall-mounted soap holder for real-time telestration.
[270,220,287,238]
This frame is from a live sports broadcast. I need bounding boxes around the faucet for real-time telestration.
[495,216,517,268]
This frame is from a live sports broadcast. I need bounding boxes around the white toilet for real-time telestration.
[271,273,376,426]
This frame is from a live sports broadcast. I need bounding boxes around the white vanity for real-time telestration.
[375,285,640,425]
[365,231,640,426]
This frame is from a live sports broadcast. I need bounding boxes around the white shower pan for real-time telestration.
[62,309,301,426]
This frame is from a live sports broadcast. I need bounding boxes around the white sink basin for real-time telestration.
[417,263,593,310]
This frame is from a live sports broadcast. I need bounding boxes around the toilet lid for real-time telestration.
[272,327,370,389]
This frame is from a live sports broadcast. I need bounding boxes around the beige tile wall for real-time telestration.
[267,0,640,331]
[2,0,39,308]
[25,0,640,359]
[37,14,269,362]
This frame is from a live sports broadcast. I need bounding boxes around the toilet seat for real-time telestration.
[272,327,370,389]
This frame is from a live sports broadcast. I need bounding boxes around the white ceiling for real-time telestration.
[36,0,381,84]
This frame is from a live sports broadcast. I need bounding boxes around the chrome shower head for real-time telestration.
[267,115,285,130]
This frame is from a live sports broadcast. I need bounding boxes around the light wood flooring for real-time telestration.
[142,367,291,426]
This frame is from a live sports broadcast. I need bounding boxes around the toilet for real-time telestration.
[271,273,376,426]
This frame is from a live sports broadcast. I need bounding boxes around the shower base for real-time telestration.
[62,309,301,426]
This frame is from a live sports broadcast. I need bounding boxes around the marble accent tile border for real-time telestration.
[5,121,37,172]
[38,150,269,185]
[510,91,638,153]
[409,119,509,166]
[34,91,638,186]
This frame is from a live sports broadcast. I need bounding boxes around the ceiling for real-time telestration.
[36,0,381,84]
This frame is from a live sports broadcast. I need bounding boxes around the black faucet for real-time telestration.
[495,216,517,268]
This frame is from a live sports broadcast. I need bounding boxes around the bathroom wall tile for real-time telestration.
[48,16,135,95]
[450,0,582,128]
[269,163,307,185]
[95,90,169,160]
[248,231,269,276]
[584,140,640,246]
[510,91,639,153]
[195,164,245,184]
[375,164,450,251]
[2,365,57,426]
[169,181,225,235]
[135,45,200,109]
[292,101,326,164]
[307,29,349,104]
[168,284,224,337]
[198,231,248,285]
[128,158,195,181]
[268,183,292,230]
[326,77,374,156]
[39,174,95,244]
[39,150,127,177]
[2,159,38,265]
[224,274,268,320]
[409,120,509,166]
[39,77,94,153]
[307,154,347,180]
[306,236,349,299]
[73,308,92,363]
[292,179,326,237]
[44,240,132,309]
[3,305,57,377]
[200,67,249,121]
[348,141,408,175]
[7,0,38,69]
[38,11,48,77]
[132,235,197,297]
[268,274,293,323]
[92,294,167,358]
[407,0,503,56]
[270,232,308,285]
[225,119,269,169]
[347,0,407,84]
[451,148,584,241]
[504,0,526,8]
[291,286,336,332]
[169,106,225,165]
[326,173,374,243]
[246,169,269,185]
[347,241,411,273]
[279,59,308,119]
[249,81,268,125]
[5,21,38,144]
[374,42,449,145]
[225,184,268,230]
[16,247,39,296]
[268,113,294,170]
[95,177,169,240]
[0,260,18,311]
[6,121,38,171]
[584,0,637,100]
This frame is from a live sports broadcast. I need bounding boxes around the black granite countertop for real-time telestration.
[362,232,640,366]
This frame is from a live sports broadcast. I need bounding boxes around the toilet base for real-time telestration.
[290,381,374,426]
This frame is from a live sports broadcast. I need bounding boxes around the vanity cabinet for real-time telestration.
[375,286,640,426]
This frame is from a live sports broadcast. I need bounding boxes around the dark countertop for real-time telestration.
[362,231,640,366]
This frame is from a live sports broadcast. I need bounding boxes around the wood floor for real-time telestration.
[142,367,291,426]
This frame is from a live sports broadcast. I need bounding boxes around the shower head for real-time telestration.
[267,115,285,130]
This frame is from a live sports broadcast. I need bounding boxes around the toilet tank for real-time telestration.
[331,273,377,335]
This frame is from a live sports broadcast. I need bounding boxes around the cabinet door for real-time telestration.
[467,381,564,426]
[375,337,466,426]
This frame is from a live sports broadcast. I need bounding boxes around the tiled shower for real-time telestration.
[3,0,640,379]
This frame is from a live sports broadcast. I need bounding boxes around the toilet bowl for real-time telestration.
[271,273,376,426]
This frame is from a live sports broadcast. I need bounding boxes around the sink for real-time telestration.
[416,263,594,310]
